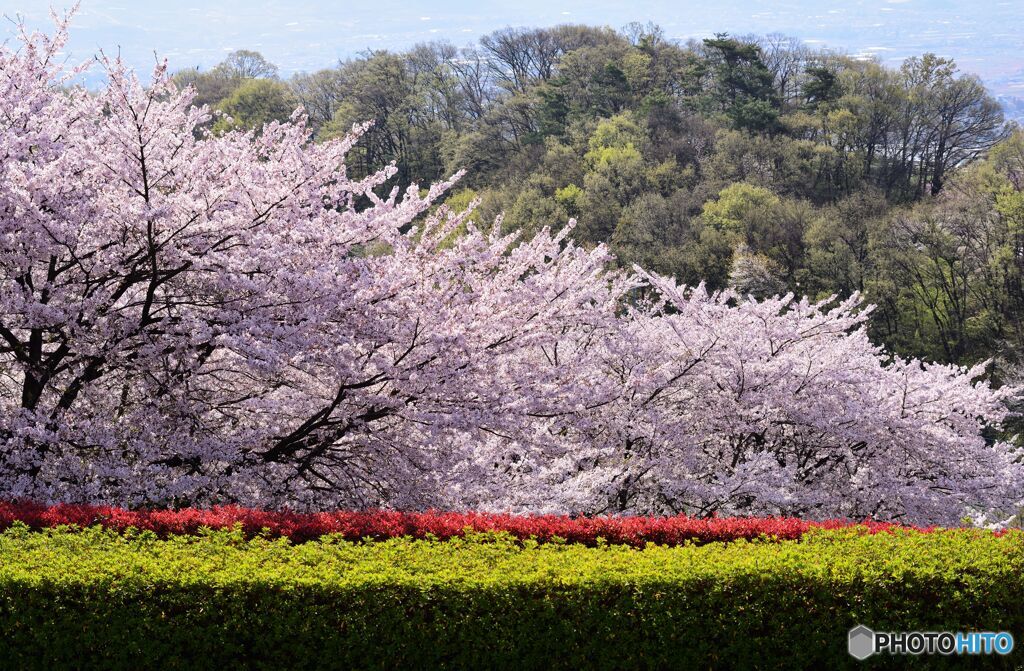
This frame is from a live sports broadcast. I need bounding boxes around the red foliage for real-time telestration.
[0,501,949,545]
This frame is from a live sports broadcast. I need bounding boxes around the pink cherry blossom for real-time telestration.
[0,17,1020,525]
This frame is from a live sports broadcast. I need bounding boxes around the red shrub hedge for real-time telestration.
[0,501,939,545]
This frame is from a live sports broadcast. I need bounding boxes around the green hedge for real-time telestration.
[0,525,1021,669]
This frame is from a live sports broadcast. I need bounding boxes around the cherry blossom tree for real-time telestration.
[0,16,631,508]
[0,17,1021,524]
[481,272,1023,526]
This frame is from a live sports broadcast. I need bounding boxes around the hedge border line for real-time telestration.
[0,500,948,545]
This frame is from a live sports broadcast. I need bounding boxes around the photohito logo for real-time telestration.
[848,625,1014,660]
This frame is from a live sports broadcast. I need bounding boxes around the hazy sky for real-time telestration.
[2,1,1022,97]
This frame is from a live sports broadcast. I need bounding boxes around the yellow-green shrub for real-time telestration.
[0,525,1020,669]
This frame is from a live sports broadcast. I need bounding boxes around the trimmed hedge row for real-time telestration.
[0,525,1020,669]
[0,500,925,545]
